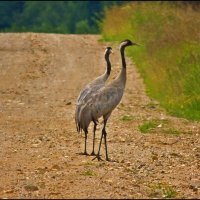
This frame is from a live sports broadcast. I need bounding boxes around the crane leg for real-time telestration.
[83,130,89,155]
[102,119,110,161]
[95,118,109,161]
[92,113,111,161]
[103,128,109,161]
[91,122,97,156]
[95,130,104,161]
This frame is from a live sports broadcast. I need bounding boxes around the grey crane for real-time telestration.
[75,46,113,155]
[78,39,138,161]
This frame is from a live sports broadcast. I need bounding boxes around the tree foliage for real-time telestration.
[0,1,125,33]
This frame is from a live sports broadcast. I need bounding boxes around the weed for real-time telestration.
[146,101,159,109]
[82,169,97,177]
[82,161,96,166]
[139,120,158,133]
[149,183,177,199]
[164,128,181,136]
[120,115,135,122]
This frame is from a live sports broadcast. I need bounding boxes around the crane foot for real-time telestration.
[78,152,89,156]
[106,157,111,162]
[92,154,103,161]
[90,151,96,156]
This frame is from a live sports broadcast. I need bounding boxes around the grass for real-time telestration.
[149,182,178,199]
[138,119,169,134]
[139,120,159,133]
[82,169,97,177]
[81,161,97,166]
[164,128,181,136]
[120,114,135,122]
[101,2,200,121]
[146,101,160,109]
[138,119,183,135]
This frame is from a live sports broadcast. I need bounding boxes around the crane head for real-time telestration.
[120,39,139,48]
[105,46,113,55]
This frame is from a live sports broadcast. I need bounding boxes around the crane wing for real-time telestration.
[91,86,124,118]
[75,81,105,132]
[79,85,124,130]
[77,82,104,104]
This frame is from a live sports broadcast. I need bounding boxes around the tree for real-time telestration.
[0,1,126,33]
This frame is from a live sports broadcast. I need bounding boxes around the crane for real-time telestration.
[78,39,138,161]
[75,46,113,155]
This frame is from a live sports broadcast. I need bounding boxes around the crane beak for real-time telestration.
[132,42,140,46]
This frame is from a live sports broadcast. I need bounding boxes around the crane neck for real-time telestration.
[105,53,111,76]
[117,46,127,86]
[120,46,126,69]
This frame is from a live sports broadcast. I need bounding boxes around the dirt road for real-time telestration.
[0,33,199,199]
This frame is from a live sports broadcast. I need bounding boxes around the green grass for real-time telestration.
[149,183,178,199]
[164,128,181,136]
[82,169,97,177]
[138,119,163,133]
[138,119,183,135]
[139,120,160,133]
[120,114,135,122]
[81,161,97,166]
[101,2,200,121]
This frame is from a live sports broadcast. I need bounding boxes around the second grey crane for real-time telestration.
[75,46,113,155]
[78,39,138,161]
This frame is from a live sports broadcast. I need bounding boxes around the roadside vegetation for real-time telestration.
[101,2,200,121]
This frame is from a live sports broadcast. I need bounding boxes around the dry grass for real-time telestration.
[101,2,200,120]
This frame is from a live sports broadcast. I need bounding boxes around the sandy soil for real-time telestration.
[0,33,199,199]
